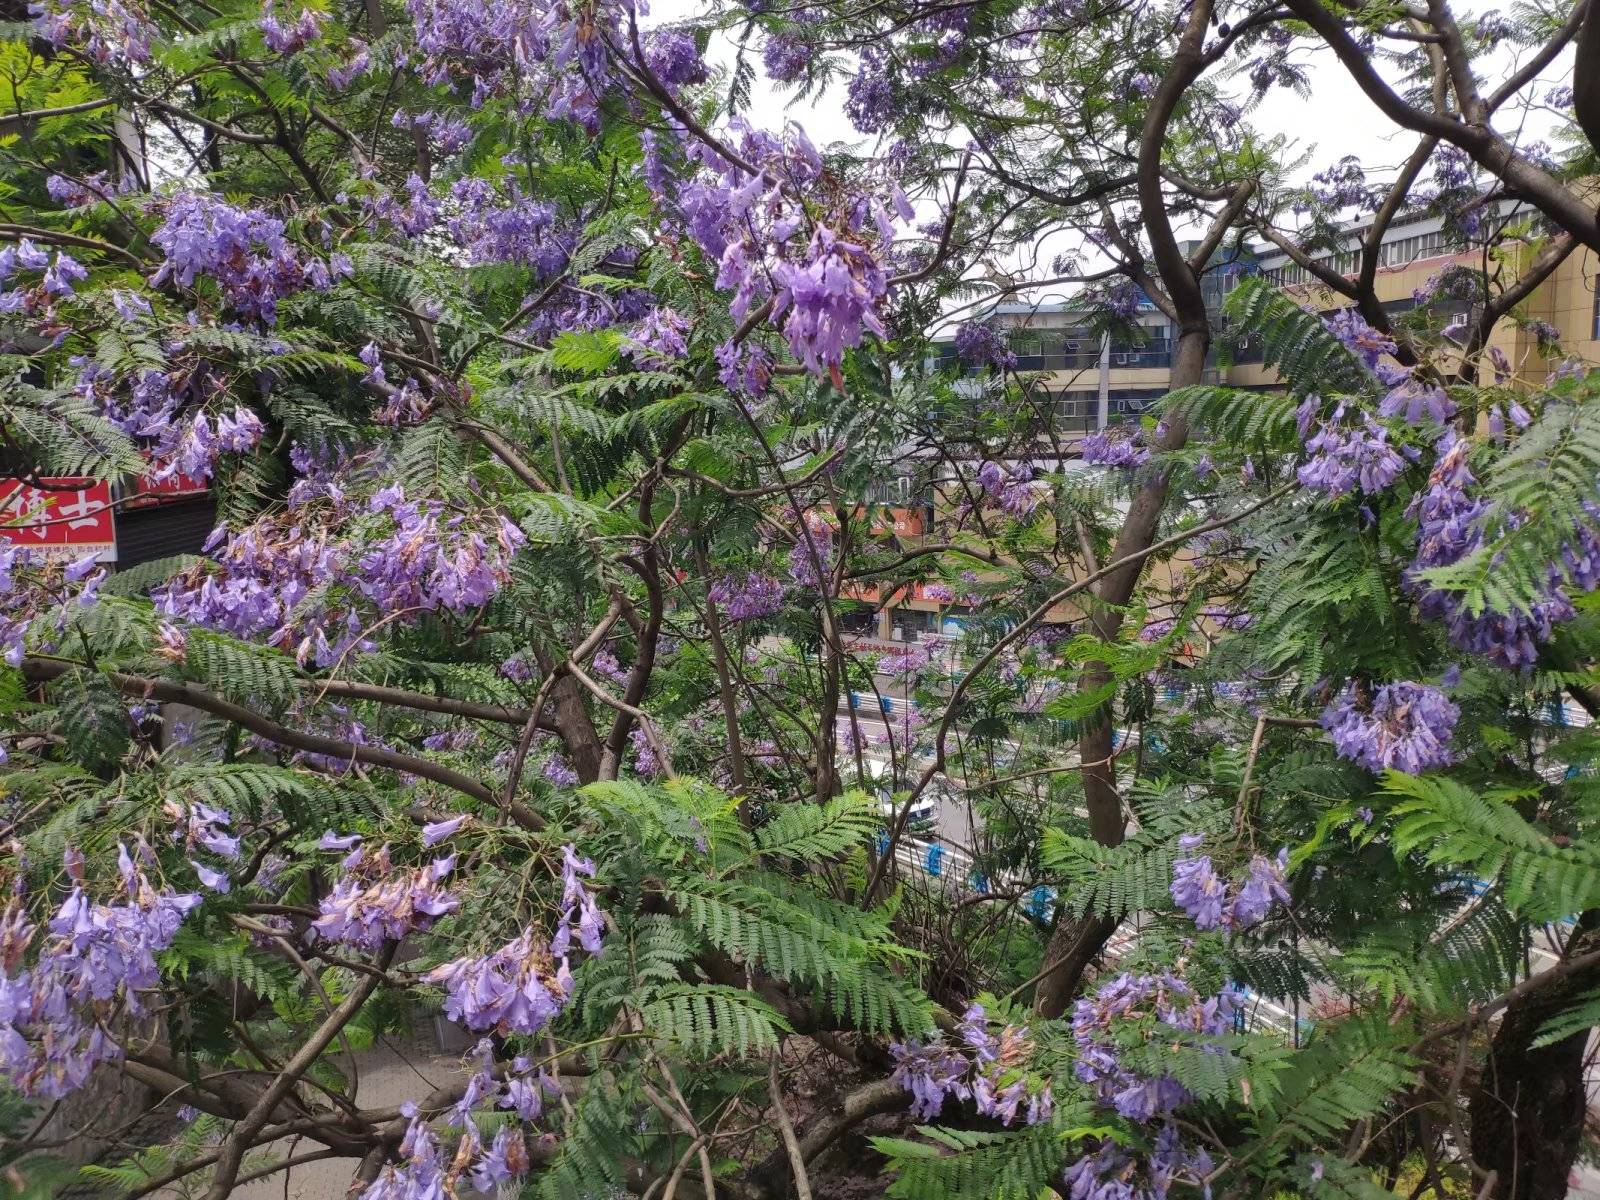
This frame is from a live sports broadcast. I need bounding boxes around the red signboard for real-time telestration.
[124,469,209,509]
[0,477,117,561]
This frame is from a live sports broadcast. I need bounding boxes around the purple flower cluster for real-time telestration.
[70,358,266,485]
[643,29,708,88]
[709,572,786,621]
[1405,432,1595,668]
[763,30,810,82]
[889,1003,1054,1126]
[393,109,473,154]
[666,118,908,378]
[154,483,524,666]
[977,460,1050,516]
[1323,308,1396,370]
[424,846,602,1034]
[312,844,460,951]
[954,322,1017,370]
[1,238,88,316]
[542,755,579,787]
[1320,680,1459,774]
[1,847,200,1099]
[1062,1126,1214,1200]
[787,524,835,590]
[1169,834,1290,930]
[46,171,134,209]
[446,179,568,271]
[714,339,775,398]
[358,1046,550,1200]
[405,0,621,121]
[1080,429,1150,469]
[773,227,889,375]
[34,0,156,64]
[327,43,371,90]
[1304,155,1380,215]
[625,306,691,366]
[630,726,662,778]
[259,1,324,53]
[1071,970,1242,1122]
[150,192,346,324]
[1321,306,1458,426]
[1294,400,1405,499]
[845,49,896,133]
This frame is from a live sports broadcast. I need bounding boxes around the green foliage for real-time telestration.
[753,789,878,860]
[639,983,791,1058]
[1222,276,1377,400]
[668,875,931,1035]
[1383,772,1600,922]
[533,1072,639,1200]
[872,1105,1095,1200]
[181,626,300,712]
[1246,1016,1418,1157]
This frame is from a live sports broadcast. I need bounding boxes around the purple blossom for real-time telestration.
[155,485,524,666]
[542,755,578,787]
[1404,432,1589,669]
[1323,308,1396,370]
[1081,429,1149,469]
[1297,414,1405,498]
[422,815,469,846]
[845,50,895,132]
[259,1,325,53]
[709,572,785,621]
[763,31,810,81]
[33,0,156,64]
[1169,837,1227,929]
[191,861,230,893]
[1171,834,1289,929]
[445,179,565,270]
[425,927,575,1035]
[643,30,708,87]
[150,192,314,323]
[624,306,690,366]
[1379,372,1456,424]
[954,322,1017,370]
[1071,969,1242,1124]
[1231,850,1291,926]
[715,339,774,397]
[787,526,834,589]
[1320,680,1459,774]
[0,852,199,1099]
[312,846,459,950]
[889,1003,1052,1125]
[630,726,662,778]
[772,225,889,375]
[1305,155,1379,214]
[1063,1127,1213,1200]
[327,43,371,90]
[977,460,1050,515]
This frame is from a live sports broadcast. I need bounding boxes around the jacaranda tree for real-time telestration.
[3,0,1600,1197]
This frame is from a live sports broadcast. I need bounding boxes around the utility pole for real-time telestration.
[1096,331,1111,431]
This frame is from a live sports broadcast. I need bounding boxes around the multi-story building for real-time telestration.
[1257,206,1600,384]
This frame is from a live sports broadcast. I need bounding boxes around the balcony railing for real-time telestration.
[1013,344,1172,371]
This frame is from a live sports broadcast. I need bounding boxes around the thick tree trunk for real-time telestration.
[1468,912,1600,1200]
[1575,0,1600,160]
[1034,327,1208,1018]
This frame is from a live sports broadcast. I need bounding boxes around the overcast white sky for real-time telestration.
[652,1,1573,190]
[648,1,1575,310]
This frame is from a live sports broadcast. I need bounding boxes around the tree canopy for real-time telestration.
[2,0,1600,1197]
